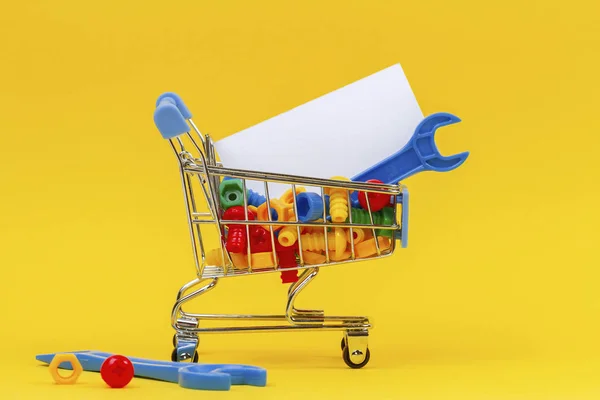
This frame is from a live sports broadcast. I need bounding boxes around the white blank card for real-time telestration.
[214,64,424,198]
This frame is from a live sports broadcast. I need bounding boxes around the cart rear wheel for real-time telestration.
[171,348,199,363]
[342,346,370,369]
[341,337,346,350]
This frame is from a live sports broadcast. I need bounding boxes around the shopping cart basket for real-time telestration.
[153,92,468,369]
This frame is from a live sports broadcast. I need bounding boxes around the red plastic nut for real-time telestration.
[100,355,134,388]
[223,206,256,253]
[358,179,391,212]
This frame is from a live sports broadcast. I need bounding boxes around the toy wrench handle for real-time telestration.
[351,112,469,184]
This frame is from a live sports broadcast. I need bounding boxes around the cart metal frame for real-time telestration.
[154,93,409,368]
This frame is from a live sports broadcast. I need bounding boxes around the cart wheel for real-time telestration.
[173,334,199,349]
[342,346,370,369]
[171,348,199,363]
[341,337,347,350]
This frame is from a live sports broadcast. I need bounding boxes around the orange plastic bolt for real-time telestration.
[324,176,351,223]
[205,248,248,269]
[279,187,306,210]
[302,251,327,264]
[277,207,304,247]
[346,228,369,245]
[330,250,352,261]
[257,199,287,230]
[300,228,347,258]
[251,252,276,269]
[49,354,83,385]
[355,236,391,258]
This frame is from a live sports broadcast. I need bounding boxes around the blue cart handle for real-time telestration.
[154,92,193,139]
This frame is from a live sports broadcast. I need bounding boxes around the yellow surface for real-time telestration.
[0,0,599,398]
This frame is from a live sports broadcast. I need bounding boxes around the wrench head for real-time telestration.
[414,112,469,173]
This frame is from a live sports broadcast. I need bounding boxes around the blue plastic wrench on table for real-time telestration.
[36,351,267,391]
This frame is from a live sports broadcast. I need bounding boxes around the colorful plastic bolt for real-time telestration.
[355,237,391,258]
[347,206,395,237]
[324,176,352,223]
[301,251,327,264]
[346,228,368,245]
[303,219,327,234]
[275,238,298,284]
[330,250,352,261]
[247,189,267,207]
[49,353,83,385]
[277,207,308,247]
[300,228,347,258]
[295,192,326,222]
[357,179,391,212]
[250,226,274,253]
[100,355,135,388]
[223,206,256,253]
[221,178,266,207]
[279,187,306,210]
[251,252,275,269]
[206,248,249,269]
[257,199,286,230]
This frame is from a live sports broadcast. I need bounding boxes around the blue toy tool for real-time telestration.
[351,112,468,187]
[36,351,267,391]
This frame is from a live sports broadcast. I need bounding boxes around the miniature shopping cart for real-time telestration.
[153,92,468,369]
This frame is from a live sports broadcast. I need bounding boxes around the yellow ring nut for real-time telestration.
[49,354,83,385]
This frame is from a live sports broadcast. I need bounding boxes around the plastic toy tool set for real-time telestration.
[152,92,469,369]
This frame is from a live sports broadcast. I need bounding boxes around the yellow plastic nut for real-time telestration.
[355,236,391,258]
[324,176,351,223]
[49,354,83,385]
[302,251,326,265]
[278,226,300,247]
[251,252,275,268]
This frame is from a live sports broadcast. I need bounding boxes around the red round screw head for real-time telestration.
[358,179,391,212]
[100,355,134,388]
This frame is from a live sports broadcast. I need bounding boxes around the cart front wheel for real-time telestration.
[171,348,199,363]
[342,346,370,369]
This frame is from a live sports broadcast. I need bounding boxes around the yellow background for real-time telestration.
[1,0,599,398]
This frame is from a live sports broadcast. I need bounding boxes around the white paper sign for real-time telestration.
[215,64,423,198]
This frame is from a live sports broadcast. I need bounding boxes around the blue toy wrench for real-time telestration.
[350,112,469,207]
[36,350,267,391]
[352,112,469,185]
